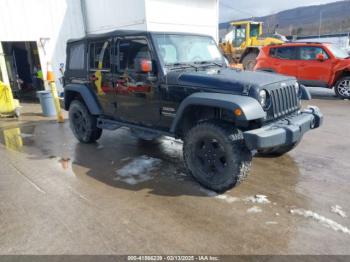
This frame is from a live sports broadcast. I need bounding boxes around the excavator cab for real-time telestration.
[230,21,263,48]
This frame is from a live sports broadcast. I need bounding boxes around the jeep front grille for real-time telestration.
[269,84,299,119]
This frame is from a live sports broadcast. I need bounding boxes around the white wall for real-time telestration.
[83,0,219,41]
[83,0,147,33]
[0,0,85,89]
[145,0,219,42]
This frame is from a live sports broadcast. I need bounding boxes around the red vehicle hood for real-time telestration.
[334,58,350,71]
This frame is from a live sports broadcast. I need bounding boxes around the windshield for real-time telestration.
[327,44,349,59]
[153,34,224,66]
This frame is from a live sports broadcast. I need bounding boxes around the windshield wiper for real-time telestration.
[193,61,223,67]
[166,62,198,70]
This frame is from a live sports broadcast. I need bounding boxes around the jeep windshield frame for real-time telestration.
[151,33,226,72]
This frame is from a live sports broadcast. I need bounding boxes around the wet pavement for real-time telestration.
[0,88,349,254]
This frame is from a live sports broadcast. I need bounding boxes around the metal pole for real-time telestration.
[80,0,88,35]
[319,10,323,38]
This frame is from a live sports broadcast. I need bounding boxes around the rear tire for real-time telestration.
[183,121,252,193]
[335,77,350,99]
[69,100,102,143]
[242,52,258,71]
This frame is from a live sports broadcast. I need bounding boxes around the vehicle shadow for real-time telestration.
[307,87,340,101]
[71,130,203,197]
[71,128,302,198]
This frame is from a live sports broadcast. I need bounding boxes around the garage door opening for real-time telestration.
[1,41,44,101]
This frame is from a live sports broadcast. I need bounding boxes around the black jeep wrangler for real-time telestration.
[63,30,323,192]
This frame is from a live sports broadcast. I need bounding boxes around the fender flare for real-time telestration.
[170,92,266,133]
[64,84,102,115]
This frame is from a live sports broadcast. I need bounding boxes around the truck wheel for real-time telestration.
[69,100,102,143]
[242,52,258,71]
[335,77,350,99]
[257,141,299,157]
[183,121,252,193]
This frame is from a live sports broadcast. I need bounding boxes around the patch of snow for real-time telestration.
[115,156,161,185]
[96,144,104,149]
[199,187,218,197]
[198,187,239,203]
[215,194,239,203]
[247,206,262,213]
[266,221,278,225]
[275,213,280,216]
[290,209,350,235]
[331,205,347,218]
[245,194,271,204]
[161,138,183,154]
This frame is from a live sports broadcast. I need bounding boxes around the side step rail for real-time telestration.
[97,117,174,137]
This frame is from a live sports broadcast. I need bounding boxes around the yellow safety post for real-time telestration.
[47,63,64,123]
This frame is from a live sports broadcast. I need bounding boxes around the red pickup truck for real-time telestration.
[254,42,350,98]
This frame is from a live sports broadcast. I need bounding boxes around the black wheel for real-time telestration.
[183,121,252,193]
[257,141,299,158]
[242,52,258,71]
[69,100,102,143]
[335,77,350,99]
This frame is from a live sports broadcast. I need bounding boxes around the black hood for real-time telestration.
[166,68,295,93]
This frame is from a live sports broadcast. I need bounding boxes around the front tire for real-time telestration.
[69,100,102,143]
[183,121,252,193]
[335,77,350,99]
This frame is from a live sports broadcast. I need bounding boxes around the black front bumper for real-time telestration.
[243,106,323,150]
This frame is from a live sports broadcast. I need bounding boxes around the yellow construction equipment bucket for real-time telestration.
[0,81,20,117]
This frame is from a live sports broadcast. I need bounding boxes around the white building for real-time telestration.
[0,0,218,98]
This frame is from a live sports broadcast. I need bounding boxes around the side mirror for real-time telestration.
[316,53,326,62]
[135,58,153,73]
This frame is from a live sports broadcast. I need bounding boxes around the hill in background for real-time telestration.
[219,0,350,37]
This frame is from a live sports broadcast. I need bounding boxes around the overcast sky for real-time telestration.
[219,0,340,22]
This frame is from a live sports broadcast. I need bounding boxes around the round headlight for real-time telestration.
[259,89,267,108]
[294,82,300,95]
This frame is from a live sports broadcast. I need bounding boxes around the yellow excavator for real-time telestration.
[220,21,286,70]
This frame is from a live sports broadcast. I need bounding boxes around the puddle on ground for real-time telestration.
[59,157,71,170]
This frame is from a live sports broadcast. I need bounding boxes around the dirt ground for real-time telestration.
[0,88,349,255]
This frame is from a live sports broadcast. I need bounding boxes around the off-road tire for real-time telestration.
[242,52,258,71]
[257,141,299,157]
[334,76,350,99]
[69,100,102,143]
[183,121,252,193]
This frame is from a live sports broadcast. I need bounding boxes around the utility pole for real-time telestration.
[318,10,323,38]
